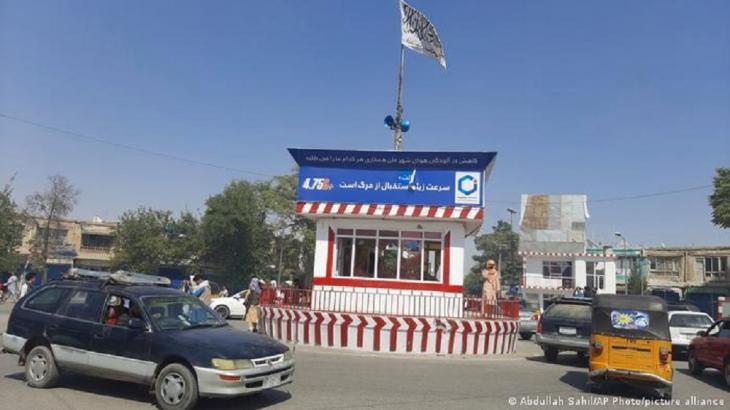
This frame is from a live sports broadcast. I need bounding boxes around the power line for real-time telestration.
[0,112,274,178]
[1,112,713,205]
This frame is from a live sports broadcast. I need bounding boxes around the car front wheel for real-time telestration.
[25,345,60,388]
[688,350,703,376]
[155,363,199,410]
[214,305,230,320]
[519,332,532,340]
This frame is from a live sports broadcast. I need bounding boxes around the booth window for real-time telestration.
[586,261,605,290]
[336,236,353,277]
[334,229,443,282]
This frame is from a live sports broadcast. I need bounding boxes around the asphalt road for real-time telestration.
[1,303,728,410]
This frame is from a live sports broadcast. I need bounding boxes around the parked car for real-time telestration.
[688,318,730,388]
[669,311,714,354]
[519,301,539,340]
[1,271,294,410]
[535,297,592,362]
[210,291,248,319]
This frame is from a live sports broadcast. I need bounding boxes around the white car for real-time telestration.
[210,291,247,319]
[668,310,714,354]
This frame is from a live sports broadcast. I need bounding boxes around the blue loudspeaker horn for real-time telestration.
[384,115,395,128]
[399,119,410,132]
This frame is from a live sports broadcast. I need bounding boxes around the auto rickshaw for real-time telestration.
[588,294,673,399]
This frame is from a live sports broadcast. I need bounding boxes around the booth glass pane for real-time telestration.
[336,237,353,276]
[401,231,422,239]
[400,239,422,280]
[379,230,398,238]
[356,229,377,237]
[354,238,376,278]
[424,232,441,240]
[423,241,442,282]
[337,229,353,236]
[377,239,398,279]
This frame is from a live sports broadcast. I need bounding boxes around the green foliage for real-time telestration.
[199,180,272,290]
[710,167,730,229]
[112,208,201,275]
[0,182,24,273]
[466,221,520,296]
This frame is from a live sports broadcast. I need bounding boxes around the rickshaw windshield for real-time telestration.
[591,295,670,341]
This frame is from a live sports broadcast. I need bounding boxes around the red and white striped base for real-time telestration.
[259,307,519,356]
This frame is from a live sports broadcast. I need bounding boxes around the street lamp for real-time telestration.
[506,208,517,230]
[615,232,629,294]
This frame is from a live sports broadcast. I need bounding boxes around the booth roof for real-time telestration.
[288,148,497,171]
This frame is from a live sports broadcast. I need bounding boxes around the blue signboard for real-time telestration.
[289,149,497,207]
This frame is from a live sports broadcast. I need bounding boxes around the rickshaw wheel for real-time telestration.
[660,387,672,400]
[724,362,730,388]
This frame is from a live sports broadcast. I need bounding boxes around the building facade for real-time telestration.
[17,217,116,278]
[645,246,730,288]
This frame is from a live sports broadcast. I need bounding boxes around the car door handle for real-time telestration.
[92,333,104,340]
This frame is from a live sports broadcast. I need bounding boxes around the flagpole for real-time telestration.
[393,44,405,151]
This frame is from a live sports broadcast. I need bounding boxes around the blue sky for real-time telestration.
[1,0,728,250]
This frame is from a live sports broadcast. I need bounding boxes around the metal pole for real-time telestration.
[277,239,284,285]
[393,44,405,151]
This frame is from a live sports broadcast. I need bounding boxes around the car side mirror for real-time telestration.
[128,318,147,331]
[696,330,707,337]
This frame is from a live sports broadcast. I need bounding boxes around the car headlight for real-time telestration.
[211,358,253,370]
[284,349,294,361]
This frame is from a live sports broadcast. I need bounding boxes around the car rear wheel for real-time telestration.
[214,305,230,320]
[577,351,587,360]
[519,332,532,340]
[25,345,60,388]
[688,349,703,375]
[544,347,558,363]
[155,363,198,410]
[724,361,730,388]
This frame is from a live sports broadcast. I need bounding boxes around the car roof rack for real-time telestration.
[66,268,171,287]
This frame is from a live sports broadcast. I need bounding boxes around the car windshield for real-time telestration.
[544,303,590,321]
[669,314,713,328]
[142,295,226,331]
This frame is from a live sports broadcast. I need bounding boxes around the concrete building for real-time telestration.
[17,217,116,278]
[645,246,730,288]
[518,194,617,307]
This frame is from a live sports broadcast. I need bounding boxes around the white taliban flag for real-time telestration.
[399,0,446,68]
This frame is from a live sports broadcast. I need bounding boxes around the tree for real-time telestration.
[258,172,316,286]
[25,175,80,283]
[112,208,201,275]
[710,167,730,229]
[0,176,24,273]
[465,221,520,296]
[200,180,271,290]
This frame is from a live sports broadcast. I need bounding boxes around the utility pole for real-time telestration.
[393,45,405,150]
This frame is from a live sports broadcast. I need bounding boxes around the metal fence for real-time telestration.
[260,288,519,320]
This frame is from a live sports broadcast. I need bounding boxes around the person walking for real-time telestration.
[190,274,212,304]
[19,272,36,299]
[5,272,19,302]
[573,287,584,297]
[481,260,501,317]
[244,278,262,333]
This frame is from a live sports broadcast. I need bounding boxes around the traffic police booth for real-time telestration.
[259,148,520,356]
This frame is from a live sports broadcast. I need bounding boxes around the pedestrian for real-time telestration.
[244,277,261,332]
[4,272,19,302]
[573,287,584,297]
[583,285,593,298]
[19,272,36,299]
[190,274,212,304]
[219,286,229,298]
[481,260,501,317]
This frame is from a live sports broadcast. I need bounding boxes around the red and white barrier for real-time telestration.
[259,307,519,356]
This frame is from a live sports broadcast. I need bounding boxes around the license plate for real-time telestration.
[263,375,280,388]
[559,327,577,336]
